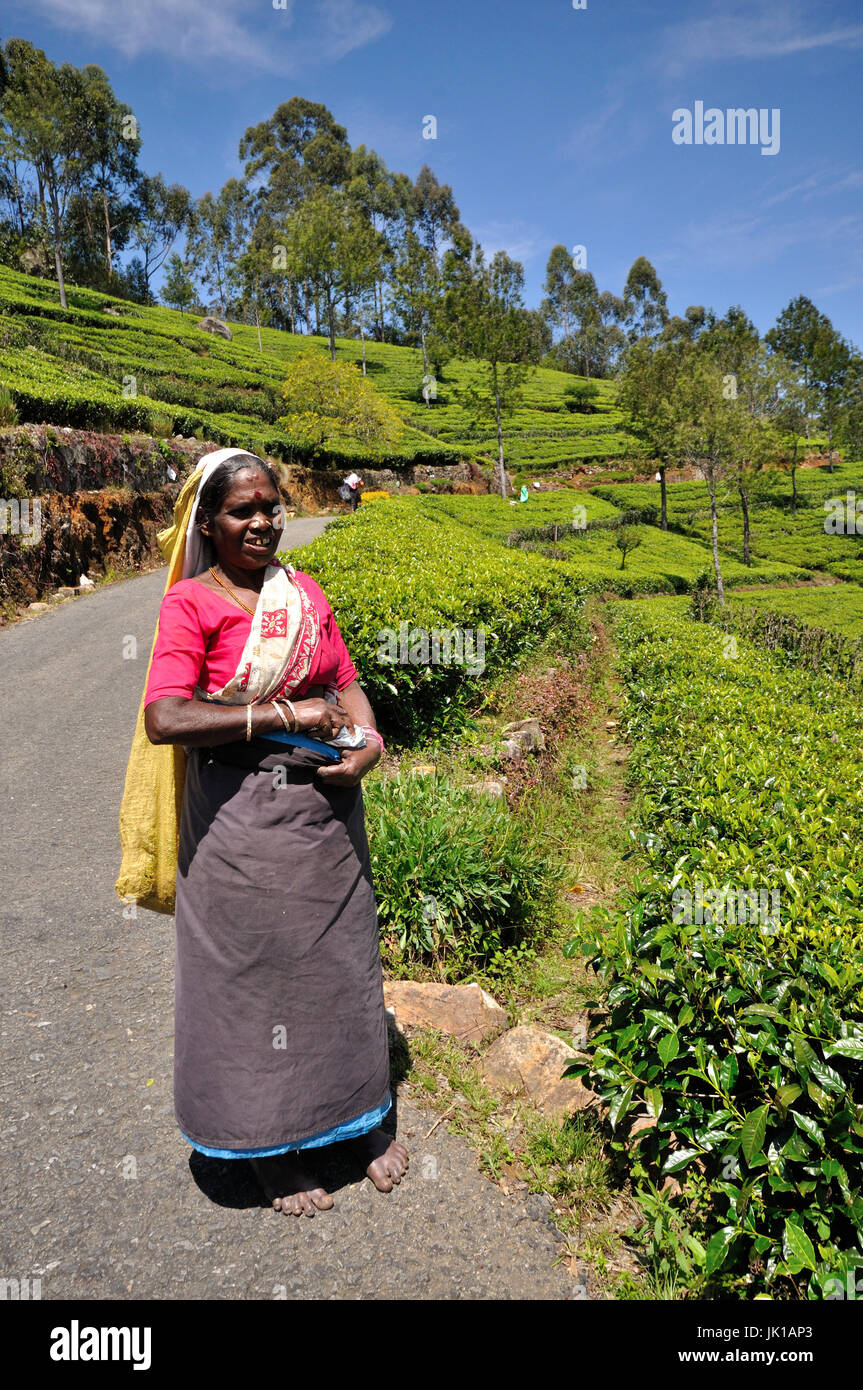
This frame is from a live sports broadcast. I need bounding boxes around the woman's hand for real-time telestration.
[279,696,354,740]
[314,740,381,787]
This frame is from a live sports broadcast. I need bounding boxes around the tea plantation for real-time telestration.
[0,264,636,470]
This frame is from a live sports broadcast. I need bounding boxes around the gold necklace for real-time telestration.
[209,566,258,615]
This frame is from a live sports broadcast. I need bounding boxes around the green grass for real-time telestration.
[0,263,638,469]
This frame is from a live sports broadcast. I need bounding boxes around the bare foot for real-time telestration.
[249,1152,334,1217]
[347,1128,409,1192]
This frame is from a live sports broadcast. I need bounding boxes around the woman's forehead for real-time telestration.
[222,469,279,503]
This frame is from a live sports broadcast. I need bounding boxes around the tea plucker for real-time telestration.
[138,447,407,1216]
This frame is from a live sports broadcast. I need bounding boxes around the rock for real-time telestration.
[481,1025,597,1118]
[628,1115,657,1143]
[27,601,49,613]
[383,981,508,1044]
[465,779,505,797]
[78,574,95,590]
[564,1011,591,1051]
[19,248,48,275]
[500,718,545,753]
[55,586,77,599]
[499,738,524,763]
[197,316,232,340]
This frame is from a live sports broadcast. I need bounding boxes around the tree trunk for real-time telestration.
[493,362,506,499]
[361,324,367,375]
[738,478,751,565]
[303,281,311,336]
[707,471,725,603]
[659,465,668,530]
[420,324,429,376]
[327,290,336,362]
[46,182,68,310]
[103,189,114,280]
[376,273,384,339]
[255,302,262,353]
[791,455,798,517]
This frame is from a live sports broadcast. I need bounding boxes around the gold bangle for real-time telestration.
[284,699,298,732]
[272,700,292,733]
[246,704,253,742]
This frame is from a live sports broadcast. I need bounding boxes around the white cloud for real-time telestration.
[471,220,545,266]
[655,1,863,78]
[17,0,391,72]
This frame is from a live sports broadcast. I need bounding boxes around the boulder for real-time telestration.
[27,601,49,613]
[197,316,233,340]
[384,980,508,1044]
[500,718,545,753]
[481,1024,597,1118]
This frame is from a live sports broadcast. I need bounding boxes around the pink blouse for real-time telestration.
[143,568,359,707]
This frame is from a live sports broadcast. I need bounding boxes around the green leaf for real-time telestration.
[823,1037,863,1062]
[705,1226,737,1277]
[775,1083,802,1109]
[608,1082,635,1132]
[791,1111,825,1148]
[783,1220,817,1273]
[662,1147,701,1174]
[720,1054,738,1090]
[741,1105,769,1166]
[657,1032,680,1066]
[645,1086,663,1119]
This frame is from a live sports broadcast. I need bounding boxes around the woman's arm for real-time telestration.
[144,693,355,747]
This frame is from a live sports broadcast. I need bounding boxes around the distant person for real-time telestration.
[340,472,364,511]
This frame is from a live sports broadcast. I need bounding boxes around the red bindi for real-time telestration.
[254,490,262,499]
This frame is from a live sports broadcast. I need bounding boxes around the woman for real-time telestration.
[142,446,408,1217]
[340,471,364,511]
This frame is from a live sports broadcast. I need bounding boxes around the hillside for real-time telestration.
[0,265,636,473]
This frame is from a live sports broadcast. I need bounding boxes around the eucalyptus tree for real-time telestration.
[436,229,540,497]
[0,39,91,308]
[283,185,382,362]
[131,173,191,302]
[622,256,669,344]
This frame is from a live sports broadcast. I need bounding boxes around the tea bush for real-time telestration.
[280,497,587,742]
[568,603,863,1298]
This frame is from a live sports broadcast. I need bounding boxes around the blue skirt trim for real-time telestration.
[180,1091,392,1159]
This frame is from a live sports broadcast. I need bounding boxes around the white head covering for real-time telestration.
[182,447,285,580]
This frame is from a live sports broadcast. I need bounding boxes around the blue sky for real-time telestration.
[8,0,863,347]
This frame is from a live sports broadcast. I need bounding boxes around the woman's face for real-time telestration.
[200,468,284,573]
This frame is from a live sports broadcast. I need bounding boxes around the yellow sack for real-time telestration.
[114,466,210,915]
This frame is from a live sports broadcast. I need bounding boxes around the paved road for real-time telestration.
[0,519,582,1300]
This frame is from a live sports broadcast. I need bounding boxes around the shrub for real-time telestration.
[364,772,562,979]
[282,497,586,743]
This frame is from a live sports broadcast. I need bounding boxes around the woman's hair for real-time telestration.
[195,453,281,532]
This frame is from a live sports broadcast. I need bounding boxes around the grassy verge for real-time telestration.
[373,599,658,1295]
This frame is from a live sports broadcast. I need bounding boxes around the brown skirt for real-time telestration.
[173,739,390,1152]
